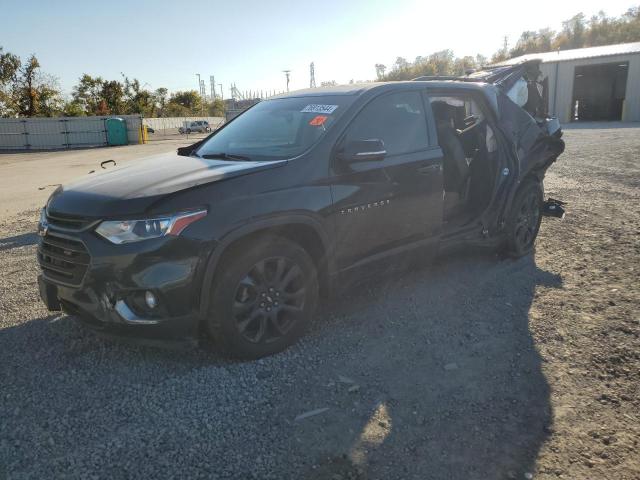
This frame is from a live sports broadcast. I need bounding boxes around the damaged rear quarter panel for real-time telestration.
[496,93,565,180]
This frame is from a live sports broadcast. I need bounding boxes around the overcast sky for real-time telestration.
[2,0,637,97]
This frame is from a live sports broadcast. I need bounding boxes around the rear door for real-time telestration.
[330,89,444,270]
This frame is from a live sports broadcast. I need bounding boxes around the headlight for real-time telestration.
[95,209,207,244]
[37,208,48,237]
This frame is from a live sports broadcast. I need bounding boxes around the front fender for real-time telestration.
[197,213,333,318]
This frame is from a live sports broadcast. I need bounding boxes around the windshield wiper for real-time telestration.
[199,152,252,161]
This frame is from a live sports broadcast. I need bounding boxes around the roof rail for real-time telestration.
[412,75,461,81]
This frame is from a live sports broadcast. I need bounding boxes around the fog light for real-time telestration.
[144,291,158,309]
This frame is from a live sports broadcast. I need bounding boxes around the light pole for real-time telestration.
[282,70,291,92]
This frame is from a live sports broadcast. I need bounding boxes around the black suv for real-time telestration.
[37,60,565,358]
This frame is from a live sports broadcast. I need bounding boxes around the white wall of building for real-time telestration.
[541,53,640,123]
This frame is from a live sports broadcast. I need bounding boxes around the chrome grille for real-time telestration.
[38,231,90,286]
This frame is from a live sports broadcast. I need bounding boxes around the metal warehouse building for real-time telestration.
[496,42,640,123]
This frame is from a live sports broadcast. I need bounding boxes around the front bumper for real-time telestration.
[37,224,215,342]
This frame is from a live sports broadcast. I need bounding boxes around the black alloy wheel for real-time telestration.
[206,236,318,358]
[514,190,541,249]
[506,179,543,257]
[233,257,307,344]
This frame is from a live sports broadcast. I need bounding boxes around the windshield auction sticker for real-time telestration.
[301,104,338,114]
[309,115,328,126]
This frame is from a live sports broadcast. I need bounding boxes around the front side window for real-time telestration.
[196,96,352,161]
[342,91,429,156]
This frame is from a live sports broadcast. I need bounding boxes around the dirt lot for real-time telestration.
[0,134,209,219]
[0,125,638,479]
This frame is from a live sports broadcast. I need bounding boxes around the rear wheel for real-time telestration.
[505,179,543,257]
[205,236,318,358]
[186,128,192,134]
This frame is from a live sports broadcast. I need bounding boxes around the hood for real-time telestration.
[47,151,286,217]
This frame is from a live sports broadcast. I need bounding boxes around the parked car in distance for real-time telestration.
[37,60,565,359]
[179,120,211,134]
[143,124,155,134]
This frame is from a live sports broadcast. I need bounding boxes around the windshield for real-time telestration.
[195,96,352,161]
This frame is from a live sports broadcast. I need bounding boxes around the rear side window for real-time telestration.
[343,91,429,156]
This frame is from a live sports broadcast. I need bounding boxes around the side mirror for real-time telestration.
[337,139,386,162]
[177,139,204,157]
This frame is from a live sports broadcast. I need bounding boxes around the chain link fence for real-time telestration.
[143,116,224,142]
[0,115,229,151]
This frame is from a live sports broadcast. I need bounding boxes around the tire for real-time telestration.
[186,128,191,134]
[205,235,319,359]
[505,179,544,257]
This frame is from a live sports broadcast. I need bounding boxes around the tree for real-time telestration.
[0,47,20,85]
[11,54,63,117]
[166,90,202,116]
[619,6,640,42]
[16,55,40,116]
[122,77,155,116]
[374,64,386,80]
[491,36,510,64]
[101,80,126,114]
[207,98,225,116]
[70,74,156,116]
[475,54,488,68]
[490,6,640,62]
[154,87,168,117]
[453,55,477,76]
[62,100,85,117]
[0,46,20,116]
[35,73,64,116]
[72,74,105,115]
[428,50,455,75]
[510,28,555,57]
[554,13,587,49]
[392,57,410,72]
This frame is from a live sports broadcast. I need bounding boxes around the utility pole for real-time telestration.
[309,62,316,88]
[282,70,291,92]
[196,73,206,116]
[210,75,216,100]
[199,79,206,115]
[218,84,223,101]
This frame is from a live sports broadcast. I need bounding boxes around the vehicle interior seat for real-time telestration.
[431,102,469,194]
[454,113,499,215]
[457,117,483,156]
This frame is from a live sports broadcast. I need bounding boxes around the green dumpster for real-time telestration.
[106,118,128,146]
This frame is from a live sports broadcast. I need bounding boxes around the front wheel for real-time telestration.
[505,179,543,257]
[205,236,319,359]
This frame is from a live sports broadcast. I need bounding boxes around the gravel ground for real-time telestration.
[1,125,639,479]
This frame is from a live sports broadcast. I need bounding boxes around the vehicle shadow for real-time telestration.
[0,232,38,252]
[300,250,561,480]
[0,249,560,479]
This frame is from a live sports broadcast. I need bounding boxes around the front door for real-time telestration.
[330,90,444,270]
